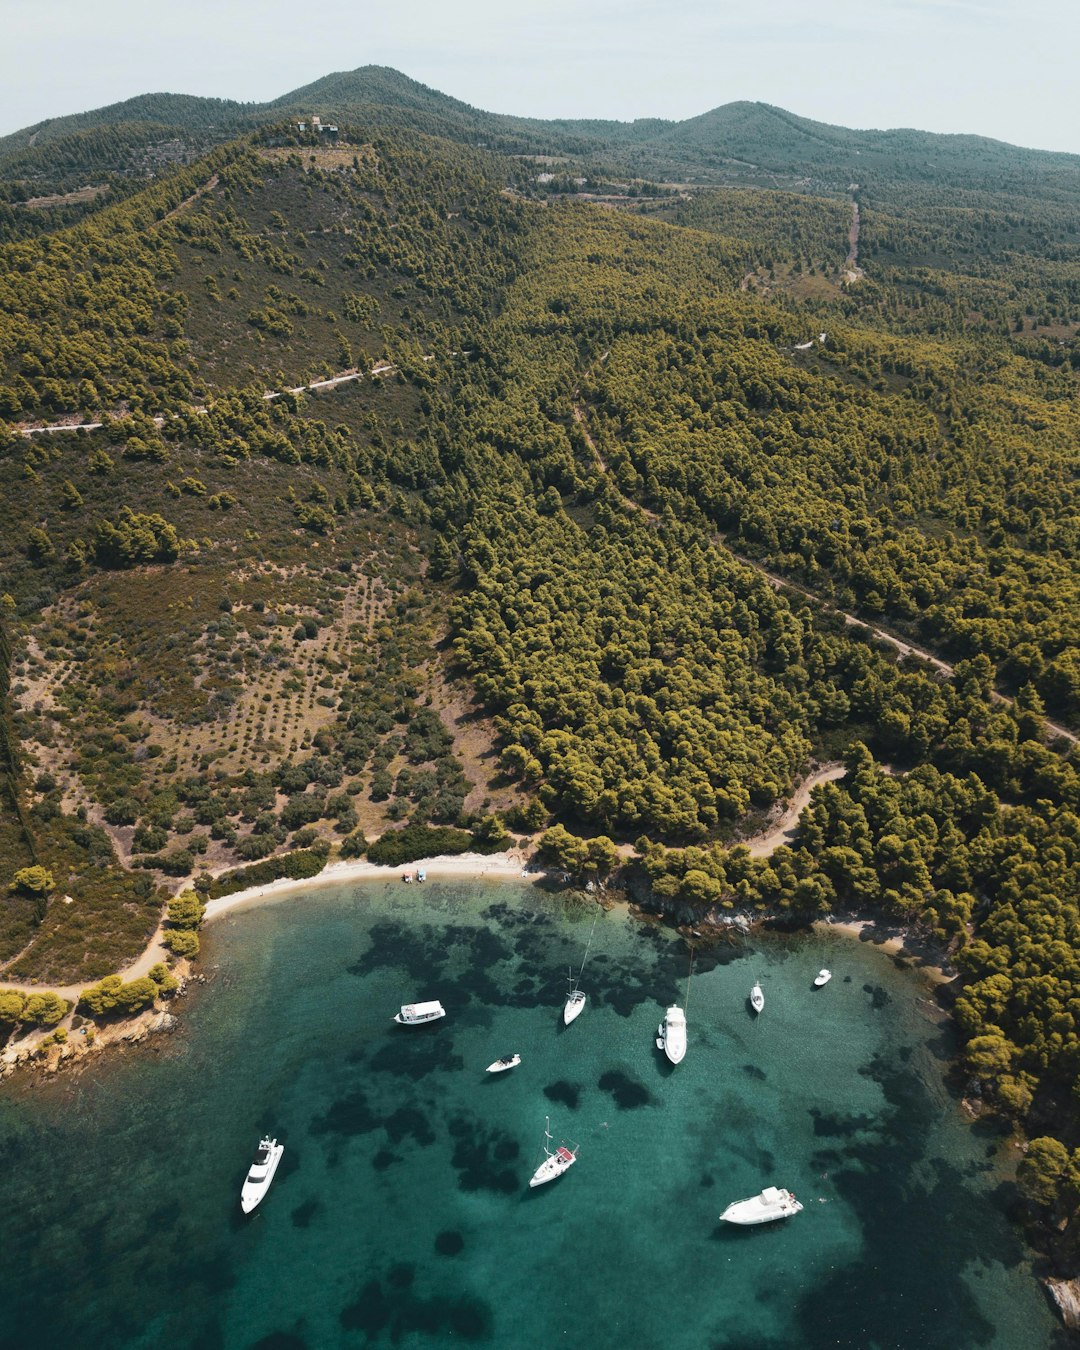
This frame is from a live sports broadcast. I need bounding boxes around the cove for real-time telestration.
[0,879,1062,1349]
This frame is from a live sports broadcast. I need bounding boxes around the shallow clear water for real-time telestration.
[0,880,1062,1350]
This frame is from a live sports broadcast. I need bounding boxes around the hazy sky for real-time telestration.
[4,0,1078,153]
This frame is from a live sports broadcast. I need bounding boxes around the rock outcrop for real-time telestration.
[1046,1277,1080,1331]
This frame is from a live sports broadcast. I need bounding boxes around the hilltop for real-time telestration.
[4,66,1079,220]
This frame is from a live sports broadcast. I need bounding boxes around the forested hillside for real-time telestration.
[0,79,1078,1261]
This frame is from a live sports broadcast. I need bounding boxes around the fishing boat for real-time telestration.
[656,1004,687,1065]
[240,1136,284,1214]
[750,982,765,1014]
[563,969,587,1026]
[719,1186,802,1225]
[393,1000,446,1025]
[486,1054,521,1073]
[529,1116,577,1188]
[814,969,832,987]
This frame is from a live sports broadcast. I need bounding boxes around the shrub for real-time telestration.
[148,963,180,995]
[340,830,367,859]
[10,865,54,894]
[162,929,200,958]
[366,825,472,867]
[79,975,155,1017]
[0,990,27,1023]
[104,797,140,826]
[207,847,329,899]
[22,992,69,1025]
[132,824,169,853]
[167,889,204,929]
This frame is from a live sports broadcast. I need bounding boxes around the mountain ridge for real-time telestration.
[3,65,1078,183]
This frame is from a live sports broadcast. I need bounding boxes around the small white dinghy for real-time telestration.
[814,969,832,987]
[750,983,765,1014]
[394,1000,446,1025]
[486,1054,521,1073]
[240,1136,284,1214]
[656,1004,687,1065]
[529,1116,577,1188]
[720,1186,803,1225]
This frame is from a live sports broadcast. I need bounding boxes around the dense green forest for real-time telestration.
[0,74,1078,1265]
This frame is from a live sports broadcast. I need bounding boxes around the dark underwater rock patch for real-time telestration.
[597,1069,654,1109]
[289,1199,320,1229]
[543,1079,582,1109]
[435,1229,465,1256]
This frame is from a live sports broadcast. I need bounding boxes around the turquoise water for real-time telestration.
[0,880,1063,1350]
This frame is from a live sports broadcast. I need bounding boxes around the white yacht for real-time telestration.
[720,1186,803,1225]
[240,1136,284,1214]
[814,969,832,987]
[394,1000,446,1025]
[750,982,765,1013]
[529,1117,577,1188]
[486,1054,521,1073]
[563,971,587,1026]
[656,1004,687,1064]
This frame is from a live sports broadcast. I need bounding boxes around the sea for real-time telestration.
[0,878,1065,1350]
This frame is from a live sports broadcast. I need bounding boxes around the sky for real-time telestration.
[4,0,1078,153]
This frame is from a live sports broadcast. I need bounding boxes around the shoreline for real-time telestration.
[815,917,956,985]
[202,849,540,924]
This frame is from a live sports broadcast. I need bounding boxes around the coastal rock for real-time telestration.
[1045,1277,1080,1330]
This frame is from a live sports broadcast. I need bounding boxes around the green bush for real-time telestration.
[22,991,69,1025]
[78,974,156,1017]
[162,929,200,959]
[167,889,204,929]
[366,824,473,867]
[207,847,329,899]
[10,865,54,895]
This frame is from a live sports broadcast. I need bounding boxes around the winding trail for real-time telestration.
[0,924,169,1001]
[844,197,864,283]
[742,763,846,856]
[15,357,421,437]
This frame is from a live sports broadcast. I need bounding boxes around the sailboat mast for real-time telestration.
[576,901,601,982]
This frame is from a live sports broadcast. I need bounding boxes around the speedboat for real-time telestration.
[814,969,832,987]
[720,1186,802,1225]
[529,1117,577,1188]
[750,983,765,1013]
[240,1136,284,1214]
[393,1000,446,1025]
[487,1054,521,1073]
[655,1004,687,1064]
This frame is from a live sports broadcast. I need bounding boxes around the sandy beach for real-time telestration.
[818,917,955,984]
[202,849,539,925]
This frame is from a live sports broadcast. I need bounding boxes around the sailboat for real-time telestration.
[562,902,601,1026]
[563,967,587,1025]
[528,1116,577,1188]
[750,982,765,1014]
